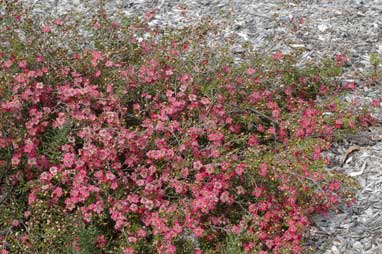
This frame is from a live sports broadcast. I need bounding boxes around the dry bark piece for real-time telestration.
[346,134,376,146]
[340,145,361,166]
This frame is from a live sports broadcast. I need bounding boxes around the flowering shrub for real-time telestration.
[0,2,374,254]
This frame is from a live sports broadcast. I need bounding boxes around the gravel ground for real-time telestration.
[16,0,382,253]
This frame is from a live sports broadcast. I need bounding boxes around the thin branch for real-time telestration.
[229,107,279,126]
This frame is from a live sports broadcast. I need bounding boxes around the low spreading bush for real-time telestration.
[0,2,375,253]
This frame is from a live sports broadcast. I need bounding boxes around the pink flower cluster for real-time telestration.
[0,10,375,253]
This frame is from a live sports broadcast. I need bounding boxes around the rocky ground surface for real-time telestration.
[16,0,382,253]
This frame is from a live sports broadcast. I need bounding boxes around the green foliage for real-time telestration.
[370,52,381,67]
[38,125,71,163]
[369,52,382,83]
[66,224,100,254]
[221,234,245,254]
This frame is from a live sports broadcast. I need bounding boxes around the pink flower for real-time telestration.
[137,229,147,237]
[258,201,268,212]
[11,156,20,166]
[129,204,138,212]
[11,219,20,227]
[334,119,343,129]
[91,51,103,67]
[165,245,176,254]
[123,247,135,254]
[4,59,14,68]
[105,172,116,181]
[193,226,204,237]
[234,164,245,176]
[36,82,44,89]
[210,148,220,158]
[93,200,104,214]
[213,181,223,190]
[114,219,127,230]
[36,55,44,62]
[96,235,107,248]
[179,73,193,85]
[62,153,75,168]
[272,51,283,61]
[295,128,305,138]
[245,68,256,75]
[343,82,356,90]
[372,99,380,107]
[188,94,197,101]
[208,131,224,143]
[49,166,58,176]
[200,97,210,105]
[24,211,31,218]
[144,10,155,22]
[193,161,203,170]
[313,148,321,160]
[93,22,102,30]
[180,167,190,178]
[165,68,174,76]
[236,186,245,195]
[231,225,242,234]
[41,25,51,33]
[105,60,114,67]
[267,127,276,135]
[136,179,145,186]
[329,194,338,205]
[265,239,274,249]
[28,193,37,205]
[248,135,258,146]
[53,19,63,26]
[220,191,233,204]
[52,112,66,128]
[252,187,263,198]
[259,162,268,177]
[329,180,341,191]
[94,69,101,77]
[52,187,63,198]
[205,164,215,174]
[335,53,347,66]
[128,237,137,243]
[18,60,28,69]
[272,108,281,120]
[299,76,307,85]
